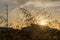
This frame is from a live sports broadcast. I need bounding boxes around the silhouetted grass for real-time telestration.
[0,24,60,40]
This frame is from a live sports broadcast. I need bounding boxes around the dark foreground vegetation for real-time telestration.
[0,24,60,40]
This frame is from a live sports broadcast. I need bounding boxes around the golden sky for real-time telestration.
[0,0,60,22]
[0,0,60,30]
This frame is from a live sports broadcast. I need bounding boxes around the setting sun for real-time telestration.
[39,19,48,26]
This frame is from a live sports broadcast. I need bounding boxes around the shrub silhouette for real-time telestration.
[0,24,60,40]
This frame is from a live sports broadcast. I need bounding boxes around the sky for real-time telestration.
[0,0,60,27]
[0,0,60,20]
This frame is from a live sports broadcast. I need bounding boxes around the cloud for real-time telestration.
[21,1,60,8]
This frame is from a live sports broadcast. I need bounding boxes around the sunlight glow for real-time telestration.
[39,19,48,26]
[40,20,46,25]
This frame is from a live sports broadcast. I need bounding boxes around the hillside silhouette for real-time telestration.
[0,24,60,40]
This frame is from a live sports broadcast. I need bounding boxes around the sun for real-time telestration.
[39,19,48,26]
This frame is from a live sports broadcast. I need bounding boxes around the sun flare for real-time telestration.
[40,19,46,25]
[39,19,48,26]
